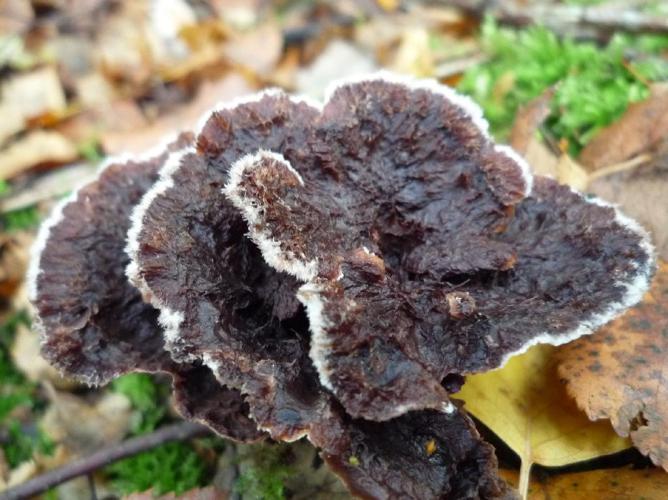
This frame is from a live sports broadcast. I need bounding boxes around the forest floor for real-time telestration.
[1,1,668,499]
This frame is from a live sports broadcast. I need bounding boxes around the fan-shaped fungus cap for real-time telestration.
[28,133,262,442]
[126,89,509,498]
[223,75,654,421]
[32,71,655,500]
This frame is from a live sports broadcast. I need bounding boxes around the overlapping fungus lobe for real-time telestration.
[126,95,327,442]
[32,70,657,500]
[28,137,191,384]
[322,406,508,500]
[28,133,262,442]
[225,74,654,421]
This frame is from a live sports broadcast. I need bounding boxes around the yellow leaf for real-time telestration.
[457,344,630,499]
[377,0,399,12]
[500,466,668,500]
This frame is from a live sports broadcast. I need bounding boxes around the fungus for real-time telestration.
[223,75,654,421]
[31,72,655,500]
[28,134,262,442]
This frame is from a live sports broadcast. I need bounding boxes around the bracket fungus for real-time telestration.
[29,72,654,499]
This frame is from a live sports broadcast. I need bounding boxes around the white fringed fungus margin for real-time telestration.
[121,72,653,416]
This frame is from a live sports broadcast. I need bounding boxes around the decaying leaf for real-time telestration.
[500,466,668,500]
[0,131,78,181]
[509,90,588,190]
[589,163,668,260]
[580,84,668,170]
[0,67,67,144]
[223,23,283,77]
[510,89,555,156]
[10,323,69,387]
[41,389,133,455]
[458,345,631,496]
[101,74,253,155]
[0,232,31,299]
[558,261,668,471]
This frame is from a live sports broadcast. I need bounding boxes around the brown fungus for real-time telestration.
[28,135,262,442]
[32,72,656,500]
[224,75,654,421]
[126,89,509,497]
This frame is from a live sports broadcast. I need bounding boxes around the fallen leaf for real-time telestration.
[391,27,435,77]
[101,73,253,155]
[1,460,36,490]
[0,0,33,36]
[0,163,97,213]
[510,89,555,156]
[507,89,590,191]
[555,153,589,191]
[296,40,377,100]
[588,162,668,260]
[579,83,668,170]
[41,388,132,456]
[0,131,78,181]
[523,137,559,179]
[0,232,31,299]
[458,344,630,498]
[224,23,283,77]
[500,466,668,500]
[96,2,154,86]
[558,261,668,471]
[11,324,73,388]
[0,67,67,144]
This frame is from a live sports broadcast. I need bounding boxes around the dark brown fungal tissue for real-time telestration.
[29,72,655,499]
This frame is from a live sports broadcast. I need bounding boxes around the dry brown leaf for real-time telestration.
[0,131,78,180]
[0,232,31,299]
[507,89,590,191]
[0,0,33,36]
[558,261,668,471]
[523,137,559,178]
[555,153,589,191]
[580,84,668,170]
[101,73,253,155]
[11,324,73,388]
[589,163,668,260]
[0,163,97,213]
[41,389,132,456]
[391,27,435,77]
[510,89,555,156]
[0,67,67,144]
[296,40,377,100]
[500,466,668,500]
[223,23,283,77]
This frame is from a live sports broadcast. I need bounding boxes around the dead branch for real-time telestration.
[443,0,668,36]
[0,421,210,500]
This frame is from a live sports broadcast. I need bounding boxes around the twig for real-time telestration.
[588,153,652,181]
[0,421,210,500]
[441,0,668,36]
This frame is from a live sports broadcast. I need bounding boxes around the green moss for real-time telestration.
[106,375,215,496]
[0,205,41,232]
[236,444,294,500]
[77,138,104,164]
[3,421,54,468]
[0,312,54,467]
[111,373,168,435]
[458,18,668,153]
[106,441,207,496]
